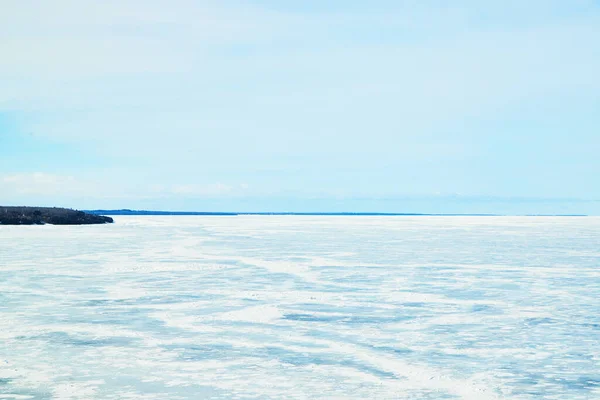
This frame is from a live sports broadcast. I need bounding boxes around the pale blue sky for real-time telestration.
[1,0,599,213]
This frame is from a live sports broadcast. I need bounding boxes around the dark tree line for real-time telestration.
[0,207,113,225]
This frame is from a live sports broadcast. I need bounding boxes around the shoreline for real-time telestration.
[0,207,114,225]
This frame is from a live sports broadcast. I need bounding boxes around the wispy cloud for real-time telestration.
[0,171,251,207]
[151,182,250,197]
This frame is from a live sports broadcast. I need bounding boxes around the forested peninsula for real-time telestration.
[0,207,114,225]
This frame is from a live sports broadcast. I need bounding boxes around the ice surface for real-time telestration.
[0,216,599,399]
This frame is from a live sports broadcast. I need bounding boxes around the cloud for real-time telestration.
[0,172,253,209]
[150,183,251,197]
[3,0,598,114]
[170,183,232,196]
[1,173,248,197]
[0,172,102,207]
[1,173,82,196]
[6,10,599,125]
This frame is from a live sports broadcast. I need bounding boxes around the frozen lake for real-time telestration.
[0,216,599,399]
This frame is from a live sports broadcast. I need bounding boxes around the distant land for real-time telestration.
[85,209,588,217]
[0,207,114,225]
[0,208,587,225]
[86,209,437,216]
[86,209,239,216]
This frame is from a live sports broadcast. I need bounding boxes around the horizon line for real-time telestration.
[84,209,589,217]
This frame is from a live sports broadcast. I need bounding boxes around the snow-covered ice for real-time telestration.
[0,216,598,399]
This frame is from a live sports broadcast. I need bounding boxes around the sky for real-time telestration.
[1,0,599,214]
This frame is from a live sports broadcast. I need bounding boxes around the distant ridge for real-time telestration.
[85,209,449,216]
[85,209,586,217]
[86,209,238,216]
